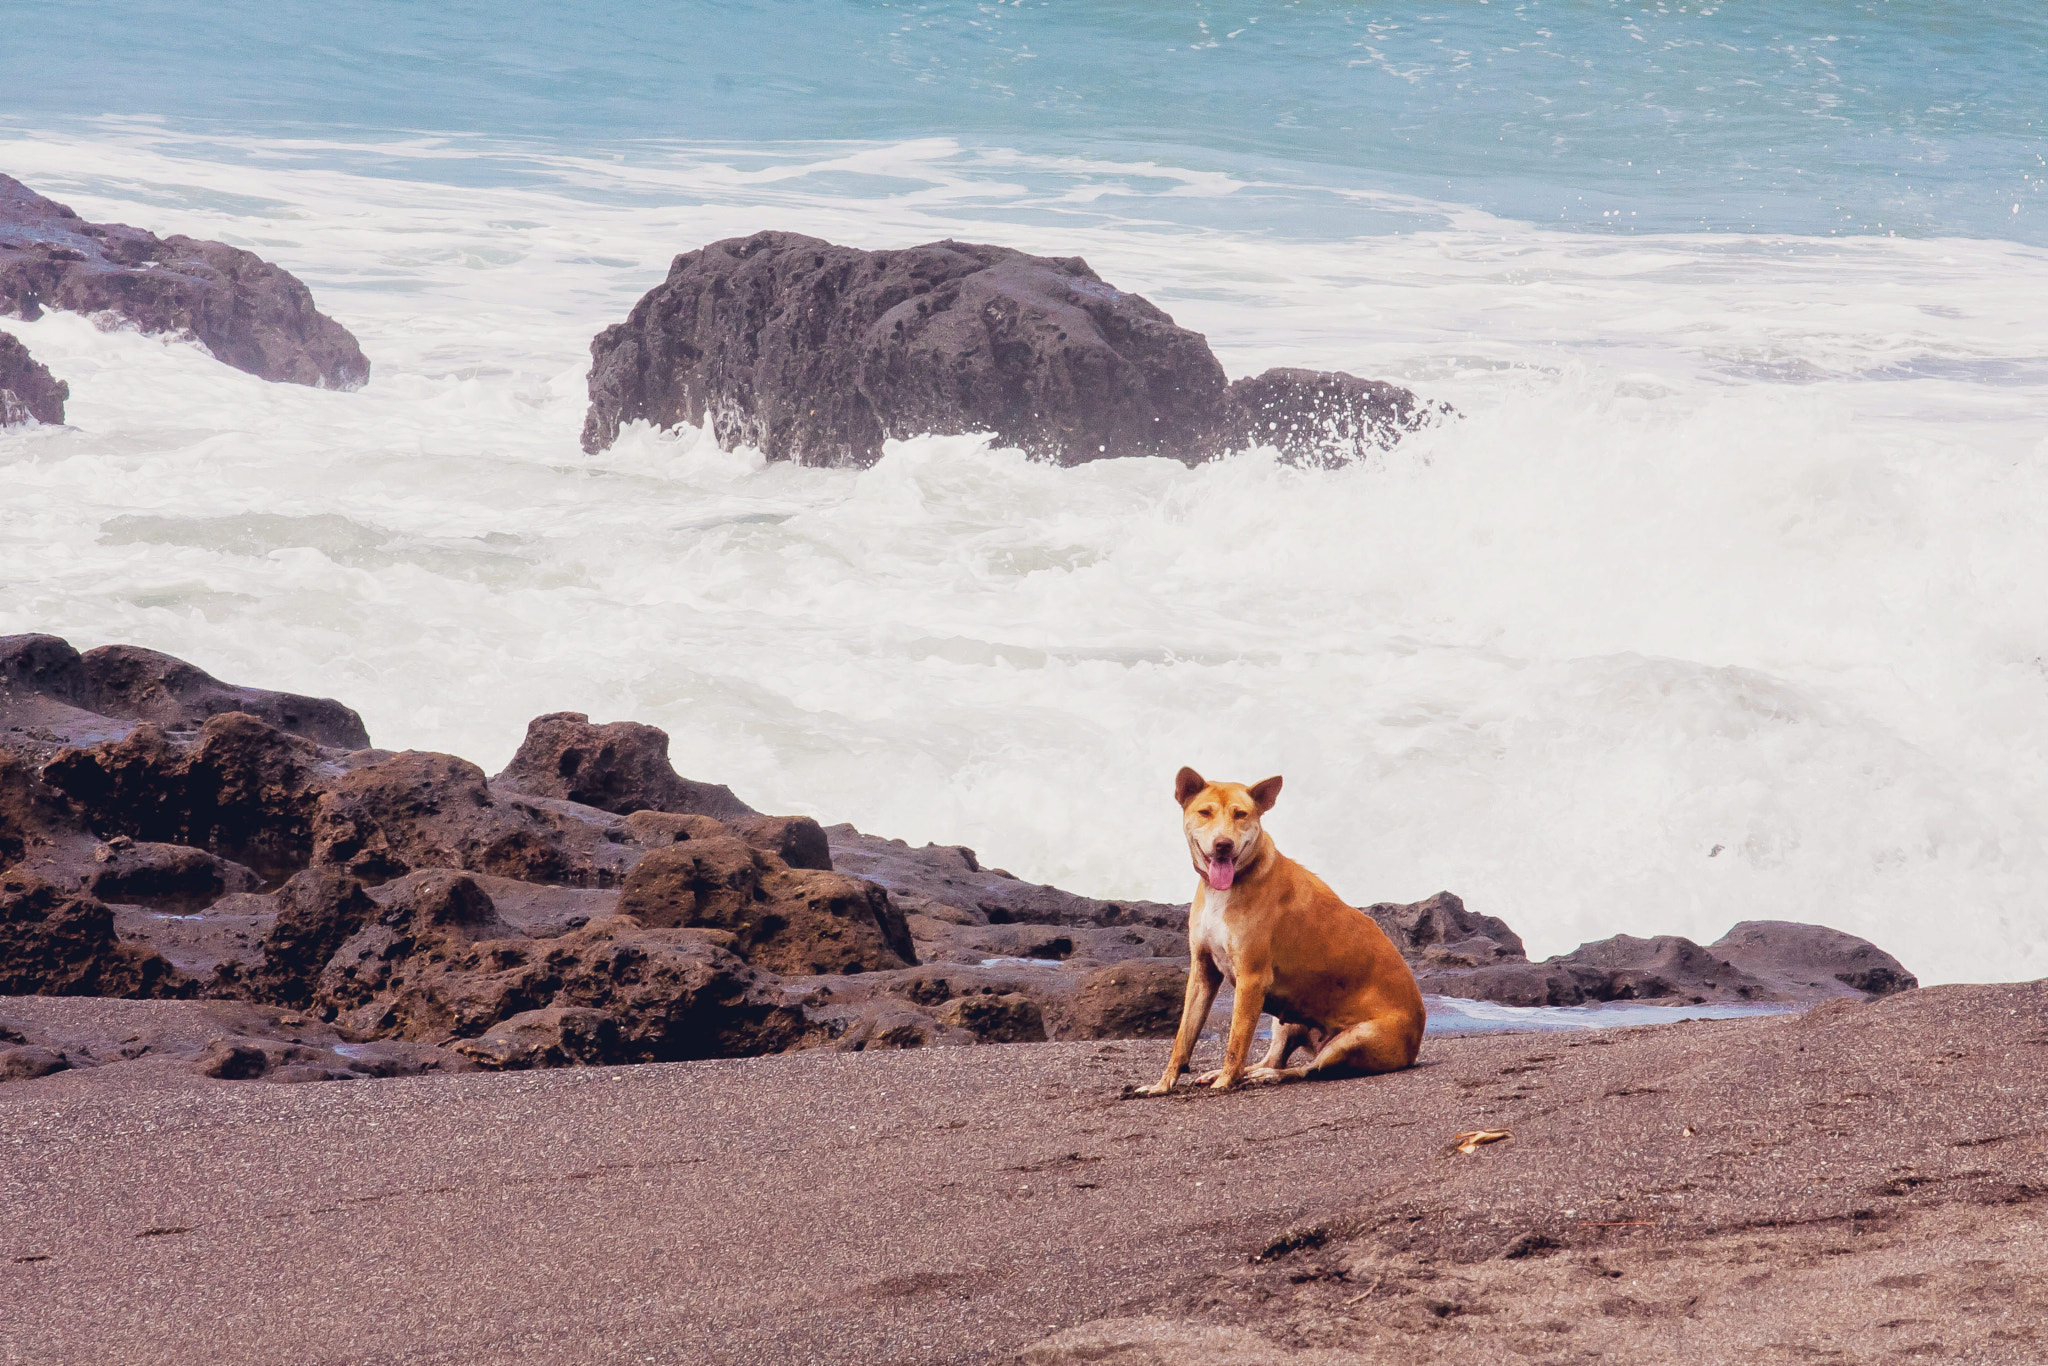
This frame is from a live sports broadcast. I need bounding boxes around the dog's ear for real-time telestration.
[1247,775,1283,813]
[1174,767,1207,806]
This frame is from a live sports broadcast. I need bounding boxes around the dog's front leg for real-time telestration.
[1209,969,1271,1090]
[1131,955,1222,1096]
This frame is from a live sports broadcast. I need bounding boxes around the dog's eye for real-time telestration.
[1231,808,1247,819]
[1197,807,1215,818]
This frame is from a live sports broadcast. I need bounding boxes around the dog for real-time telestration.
[1131,767,1425,1094]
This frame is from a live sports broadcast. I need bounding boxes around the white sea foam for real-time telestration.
[4,128,2047,986]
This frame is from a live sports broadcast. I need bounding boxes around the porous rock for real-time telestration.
[494,711,753,819]
[581,231,1445,467]
[1047,959,1188,1041]
[243,868,381,1007]
[75,643,369,748]
[309,750,638,888]
[0,871,193,999]
[42,712,338,883]
[1367,889,1526,967]
[0,173,368,388]
[0,330,66,425]
[618,836,914,975]
[1709,920,1917,998]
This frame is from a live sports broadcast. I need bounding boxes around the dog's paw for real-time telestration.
[1206,1072,1243,1092]
[1190,1069,1224,1086]
[1123,1080,1175,1098]
[1244,1067,1290,1086]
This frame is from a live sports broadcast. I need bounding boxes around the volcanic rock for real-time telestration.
[494,711,753,819]
[618,837,914,975]
[1367,889,1526,967]
[42,712,340,883]
[579,231,1445,467]
[451,1006,623,1070]
[1047,958,1189,1040]
[0,329,65,425]
[1709,919,1918,998]
[826,824,1185,931]
[0,871,192,999]
[243,867,381,1007]
[82,838,261,911]
[309,750,638,888]
[0,173,368,388]
[935,990,1047,1043]
[1226,366,1449,465]
[74,643,370,748]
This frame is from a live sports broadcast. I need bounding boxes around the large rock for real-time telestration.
[1046,959,1188,1041]
[580,231,1443,467]
[243,868,381,1007]
[0,871,193,999]
[313,871,804,1061]
[309,750,639,888]
[42,712,340,883]
[1708,920,1917,999]
[618,836,914,974]
[0,174,368,389]
[494,711,753,819]
[0,330,65,425]
[1367,890,1526,968]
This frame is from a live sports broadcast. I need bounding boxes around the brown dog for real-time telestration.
[1132,768,1425,1094]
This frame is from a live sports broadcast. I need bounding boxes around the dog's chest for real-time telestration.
[1191,887,1238,982]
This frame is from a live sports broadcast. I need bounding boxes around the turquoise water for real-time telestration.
[7,0,2044,241]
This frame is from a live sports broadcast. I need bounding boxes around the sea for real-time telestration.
[3,1,2045,987]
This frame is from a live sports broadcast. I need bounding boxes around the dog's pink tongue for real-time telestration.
[1206,858,1236,891]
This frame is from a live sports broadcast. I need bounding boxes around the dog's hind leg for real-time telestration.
[1256,1020,1308,1071]
[1302,1015,1421,1078]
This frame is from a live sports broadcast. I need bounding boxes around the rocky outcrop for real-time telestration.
[0,330,65,425]
[579,231,1446,467]
[1398,892,1919,1008]
[0,174,368,389]
[0,871,193,999]
[619,836,914,974]
[494,711,753,819]
[0,634,1927,1093]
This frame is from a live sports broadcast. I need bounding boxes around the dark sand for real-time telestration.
[3,980,2044,1365]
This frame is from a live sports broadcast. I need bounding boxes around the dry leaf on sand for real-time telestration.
[1443,1129,1512,1156]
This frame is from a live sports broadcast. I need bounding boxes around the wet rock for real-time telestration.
[244,868,381,1007]
[581,232,1239,465]
[618,837,913,975]
[935,991,1047,1043]
[43,712,339,882]
[1046,959,1188,1040]
[0,173,369,388]
[1226,367,1449,465]
[1708,921,1918,999]
[493,711,753,819]
[0,1044,70,1082]
[1368,890,1527,968]
[75,643,369,748]
[0,330,66,425]
[0,872,193,999]
[1419,932,1785,1007]
[310,750,637,888]
[0,747,97,876]
[311,871,804,1062]
[452,1006,623,1070]
[826,825,1186,932]
[726,814,833,872]
[0,637,136,764]
[84,839,261,911]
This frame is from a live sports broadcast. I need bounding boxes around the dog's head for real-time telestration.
[1175,767,1282,892]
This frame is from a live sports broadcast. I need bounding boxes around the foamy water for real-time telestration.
[4,125,2047,987]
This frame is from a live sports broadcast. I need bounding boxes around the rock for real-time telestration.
[83,839,262,911]
[0,173,368,388]
[618,837,914,974]
[42,712,339,883]
[726,815,833,872]
[0,1045,70,1082]
[309,750,638,888]
[826,825,1186,931]
[452,1006,623,1070]
[581,232,1238,465]
[0,747,97,876]
[0,635,137,763]
[493,711,753,819]
[74,643,369,748]
[0,330,66,425]
[1226,367,1449,465]
[0,872,193,998]
[830,1004,972,1052]
[1047,959,1188,1040]
[935,991,1047,1043]
[244,868,381,1007]
[1709,921,1918,999]
[1368,890,1527,968]
[1418,932,1785,1008]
